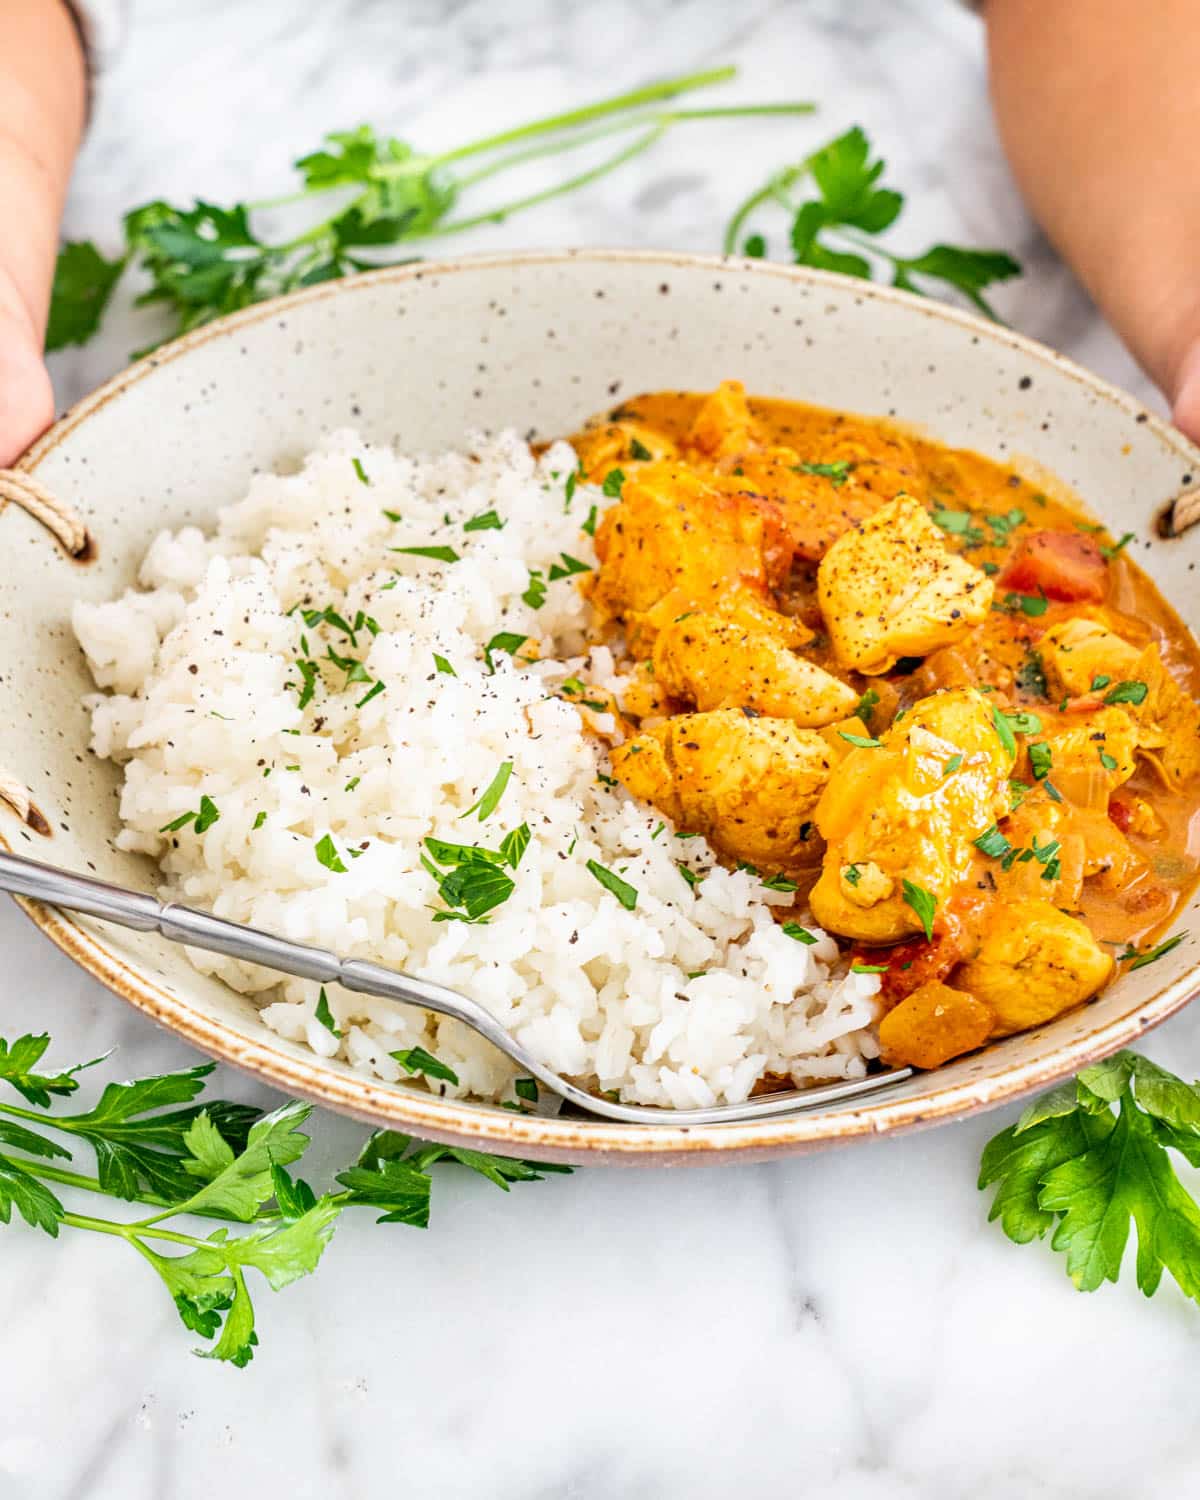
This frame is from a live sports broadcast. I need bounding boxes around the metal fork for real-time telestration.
[0,848,912,1125]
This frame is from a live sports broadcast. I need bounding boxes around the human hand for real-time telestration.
[984,0,1200,443]
[0,0,86,467]
[0,281,55,467]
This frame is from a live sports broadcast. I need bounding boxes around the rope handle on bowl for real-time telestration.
[0,468,90,557]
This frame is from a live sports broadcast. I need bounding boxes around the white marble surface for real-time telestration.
[4,1,1197,1496]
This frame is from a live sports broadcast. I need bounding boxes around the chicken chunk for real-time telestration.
[809,688,1014,943]
[686,380,764,462]
[1039,617,1140,699]
[956,898,1113,1033]
[1040,619,1200,788]
[609,709,833,873]
[817,495,994,673]
[573,419,678,479]
[652,612,858,726]
[589,462,794,647]
[1030,708,1138,801]
[878,981,994,1069]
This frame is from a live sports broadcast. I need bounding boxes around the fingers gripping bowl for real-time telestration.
[4,251,1200,1164]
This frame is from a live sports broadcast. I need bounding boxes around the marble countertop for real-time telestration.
[4,1,1196,1496]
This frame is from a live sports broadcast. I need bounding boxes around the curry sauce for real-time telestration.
[568,382,1200,1072]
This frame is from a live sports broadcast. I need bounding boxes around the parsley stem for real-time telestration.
[413,125,670,239]
[722,162,809,254]
[59,1210,206,1249]
[424,66,738,167]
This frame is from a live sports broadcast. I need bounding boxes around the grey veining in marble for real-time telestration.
[3,2,1193,1497]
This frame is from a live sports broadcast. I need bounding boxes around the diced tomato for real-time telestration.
[999,529,1107,603]
[1108,796,1134,834]
[850,891,988,1007]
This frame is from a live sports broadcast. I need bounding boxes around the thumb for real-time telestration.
[0,311,54,467]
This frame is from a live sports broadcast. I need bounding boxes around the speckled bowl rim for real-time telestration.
[11,247,1200,1164]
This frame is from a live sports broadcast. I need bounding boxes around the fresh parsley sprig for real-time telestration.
[725,125,1021,320]
[980,1051,1200,1307]
[48,70,812,352]
[0,1033,568,1366]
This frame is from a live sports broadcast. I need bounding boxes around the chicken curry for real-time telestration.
[567,382,1200,1073]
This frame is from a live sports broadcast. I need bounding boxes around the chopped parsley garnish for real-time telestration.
[1117,933,1186,970]
[159,795,221,835]
[974,824,1012,859]
[796,459,853,487]
[1091,674,1111,691]
[1101,531,1135,558]
[781,922,818,944]
[1099,750,1118,772]
[839,731,882,748]
[943,753,963,775]
[992,706,1041,757]
[851,962,889,974]
[423,837,517,922]
[483,632,528,674]
[987,508,1026,539]
[677,863,702,889]
[461,761,513,822]
[356,681,386,708]
[761,873,798,893]
[464,509,504,533]
[843,863,862,887]
[999,590,1048,617]
[1104,680,1148,706]
[585,859,638,910]
[314,987,342,1038]
[514,1077,539,1103]
[433,653,456,676]
[1044,780,1063,803]
[651,822,665,840]
[252,810,267,831]
[629,437,653,461]
[931,508,985,547]
[1015,650,1048,699]
[392,544,460,563]
[343,777,361,793]
[325,644,372,686]
[351,457,370,486]
[902,879,937,940]
[581,504,598,538]
[382,508,402,523]
[855,687,880,728]
[601,468,626,498]
[391,1046,459,1086]
[291,658,319,708]
[498,823,531,870]
[1028,741,1053,781]
[548,552,592,581]
[315,834,348,873]
[564,466,582,509]
[523,570,548,609]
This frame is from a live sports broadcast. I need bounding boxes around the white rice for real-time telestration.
[73,430,880,1107]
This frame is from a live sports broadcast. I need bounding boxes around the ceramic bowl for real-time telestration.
[3,249,1199,1165]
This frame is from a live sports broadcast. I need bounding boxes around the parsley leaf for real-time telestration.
[314,988,342,1040]
[1104,680,1149,706]
[602,468,626,498]
[901,879,936,941]
[980,1053,1200,1307]
[392,544,460,564]
[46,241,127,351]
[461,761,513,821]
[315,833,349,873]
[725,126,1020,320]
[586,859,638,910]
[781,922,818,944]
[391,1046,459,1086]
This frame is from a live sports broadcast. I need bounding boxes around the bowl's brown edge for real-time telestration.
[11,247,1200,1165]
